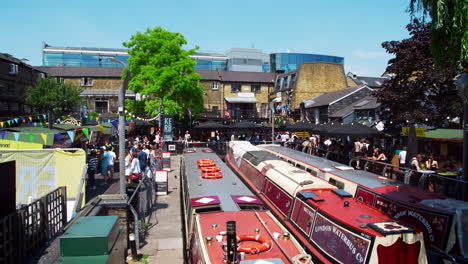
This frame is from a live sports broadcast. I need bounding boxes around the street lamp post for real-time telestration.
[109,57,130,195]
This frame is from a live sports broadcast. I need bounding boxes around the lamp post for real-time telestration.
[455,73,468,201]
[109,57,130,195]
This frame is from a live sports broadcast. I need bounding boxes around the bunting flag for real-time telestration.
[13,133,20,142]
[54,133,61,142]
[37,115,40,120]
[7,120,11,126]
[110,120,118,130]
[67,131,75,141]
[82,128,89,138]
[42,114,47,119]
[28,134,34,142]
[40,123,43,126]
[33,123,37,127]
[0,131,5,140]
[0,122,3,127]
[20,116,25,122]
[28,116,32,122]
[40,133,48,144]
[96,124,105,133]
[57,118,61,122]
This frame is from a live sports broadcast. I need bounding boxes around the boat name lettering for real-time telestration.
[0,144,10,148]
[395,210,434,242]
[314,225,332,232]
[332,226,360,258]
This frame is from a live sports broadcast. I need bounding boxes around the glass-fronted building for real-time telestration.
[270,53,344,73]
[191,53,228,71]
[42,43,129,67]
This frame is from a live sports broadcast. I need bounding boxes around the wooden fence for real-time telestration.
[0,187,67,264]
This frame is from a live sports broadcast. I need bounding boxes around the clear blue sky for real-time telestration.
[1,0,413,76]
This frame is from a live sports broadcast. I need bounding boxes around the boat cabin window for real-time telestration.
[238,204,265,211]
[328,178,345,189]
[194,205,222,214]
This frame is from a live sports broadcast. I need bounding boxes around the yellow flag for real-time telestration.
[28,116,32,121]
[96,125,105,133]
[0,122,3,127]
[41,133,48,144]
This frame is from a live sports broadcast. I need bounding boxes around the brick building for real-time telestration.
[0,53,45,116]
[269,62,348,119]
[36,66,135,114]
[196,69,277,120]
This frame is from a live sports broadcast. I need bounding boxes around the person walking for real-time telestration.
[124,148,132,182]
[399,146,408,167]
[107,146,116,182]
[100,146,110,184]
[87,151,98,190]
[137,147,148,178]
[128,153,141,183]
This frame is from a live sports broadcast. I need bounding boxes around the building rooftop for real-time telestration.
[36,66,122,77]
[347,73,389,88]
[329,95,380,118]
[303,85,371,108]
[196,69,276,83]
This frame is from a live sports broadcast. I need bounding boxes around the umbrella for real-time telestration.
[230,122,261,129]
[312,123,341,135]
[327,124,382,137]
[285,121,317,132]
[195,121,229,129]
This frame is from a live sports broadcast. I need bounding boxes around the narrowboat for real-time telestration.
[226,141,427,264]
[181,148,312,264]
[258,144,468,263]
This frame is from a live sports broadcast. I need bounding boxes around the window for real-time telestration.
[9,64,18,75]
[81,77,93,86]
[231,84,241,92]
[212,106,219,114]
[212,81,219,90]
[94,98,108,113]
[56,77,64,83]
[251,84,261,92]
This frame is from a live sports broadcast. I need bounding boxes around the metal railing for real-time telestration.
[127,176,157,249]
[0,187,67,264]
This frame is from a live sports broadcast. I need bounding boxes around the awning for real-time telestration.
[224,96,257,103]
[80,89,136,97]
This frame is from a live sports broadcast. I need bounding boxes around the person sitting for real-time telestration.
[410,154,422,171]
[426,154,439,171]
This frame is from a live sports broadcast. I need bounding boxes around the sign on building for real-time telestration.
[401,127,426,137]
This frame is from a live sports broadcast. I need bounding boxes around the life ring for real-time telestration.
[201,172,223,179]
[198,162,215,168]
[200,167,220,173]
[197,159,214,164]
[237,234,272,254]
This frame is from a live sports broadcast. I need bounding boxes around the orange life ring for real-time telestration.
[237,234,272,254]
[200,166,220,173]
[197,159,214,164]
[201,172,223,179]
[198,162,215,168]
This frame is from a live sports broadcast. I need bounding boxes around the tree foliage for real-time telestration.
[409,0,467,69]
[25,77,83,117]
[374,20,462,128]
[123,27,204,118]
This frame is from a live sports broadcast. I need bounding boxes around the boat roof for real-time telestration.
[198,210,303,263]
[183,148,259,212]
[259,145,446,205]
[259,144,393,188]
[302,189,414,237]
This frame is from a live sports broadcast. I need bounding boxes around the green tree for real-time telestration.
[409,0,467,69]
[123,27,205,118]
[25,77,83,117]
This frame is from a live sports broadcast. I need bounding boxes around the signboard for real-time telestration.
[168,144,176,151]
[310,213,371,264]
[88,130,101,145]
[161,115,173,142]
[162,152,171,171]
[237,92,254,97]
[154,170,168,195]
[401,127,426,137]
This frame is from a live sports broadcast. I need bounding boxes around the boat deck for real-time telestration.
[198,211,303,263]
[184,148,260,211]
